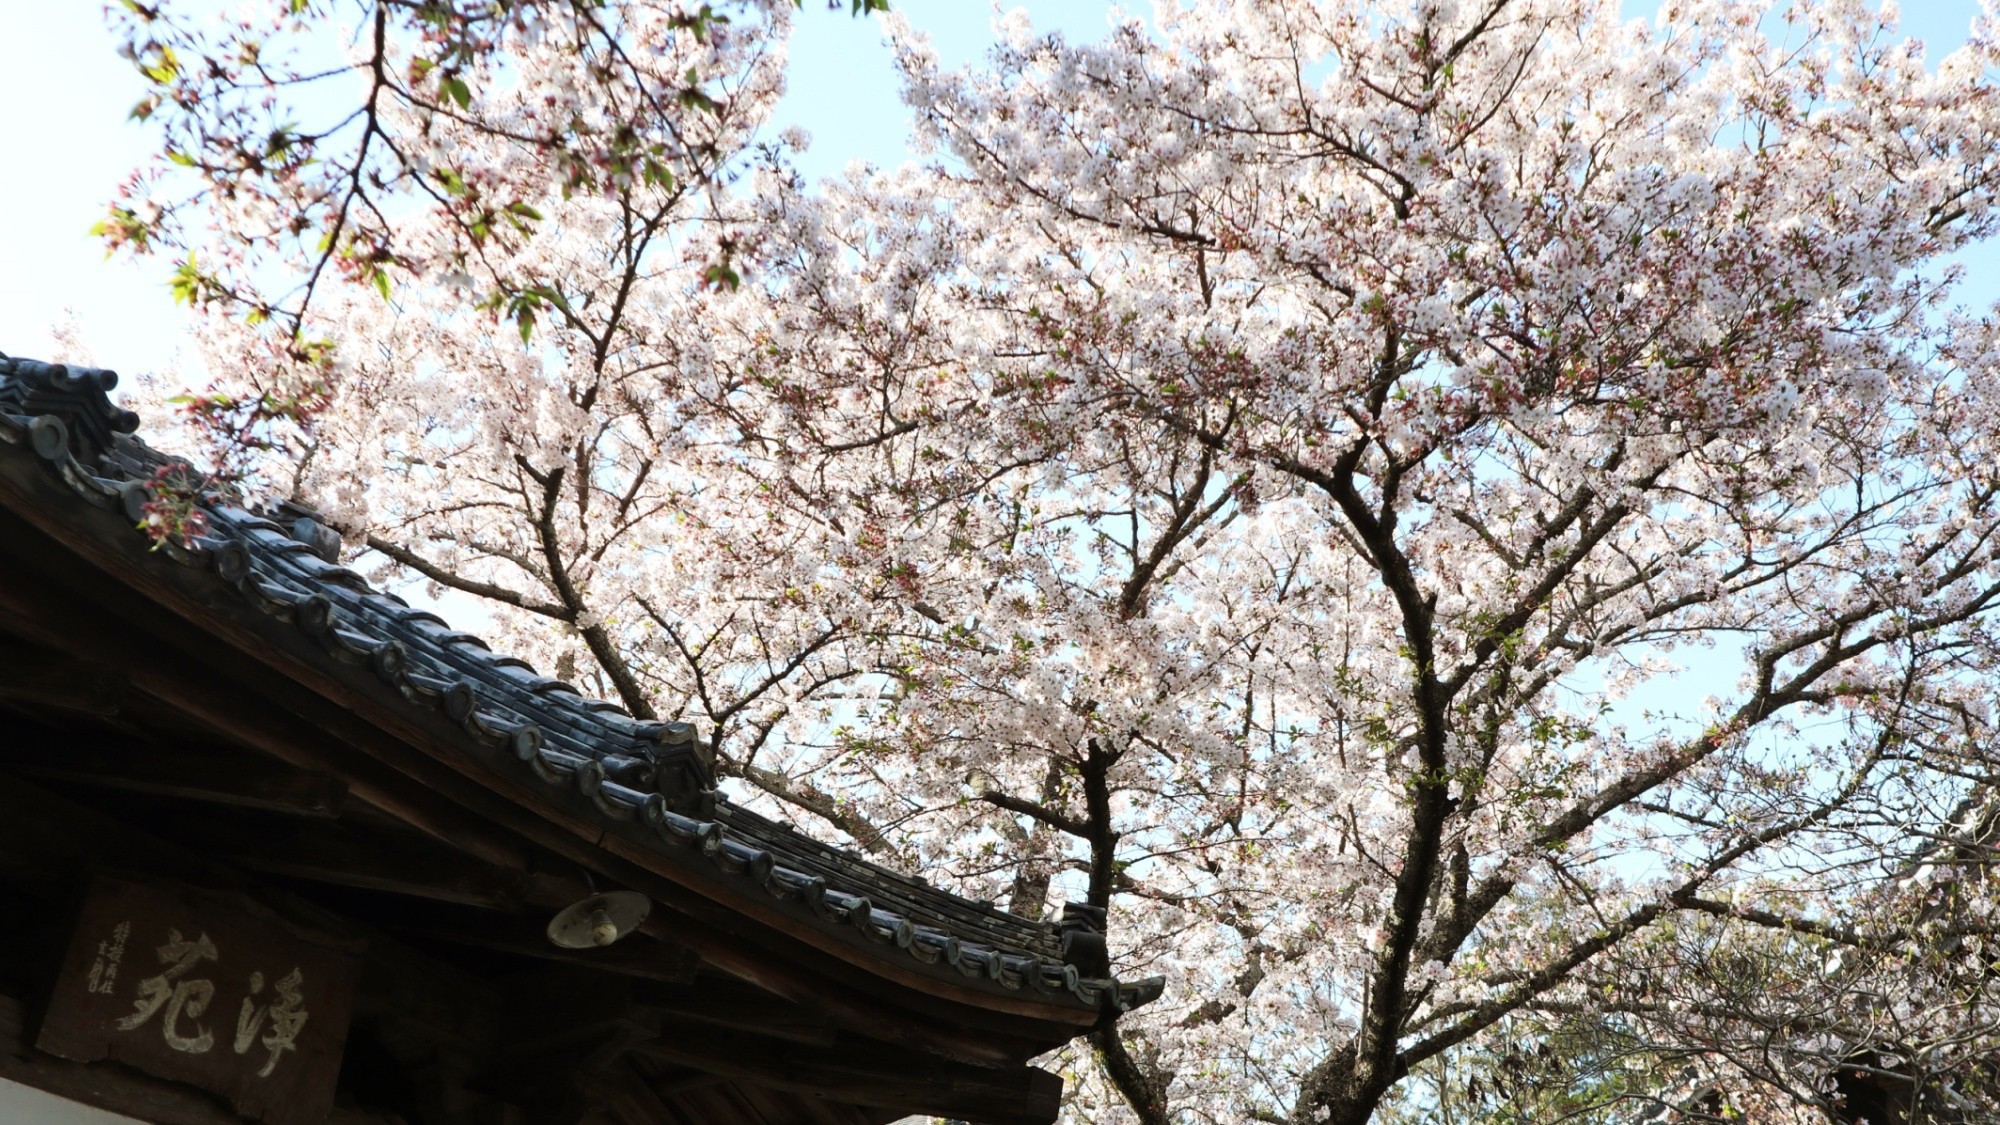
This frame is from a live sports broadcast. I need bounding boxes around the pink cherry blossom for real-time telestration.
[106,0,2000,1120]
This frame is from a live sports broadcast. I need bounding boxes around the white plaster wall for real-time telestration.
[0,1079,146,1124]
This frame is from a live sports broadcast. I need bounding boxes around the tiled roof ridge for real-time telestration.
[0,351,1164,1017]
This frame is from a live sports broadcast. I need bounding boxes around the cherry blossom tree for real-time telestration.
[101,0,2000,1122]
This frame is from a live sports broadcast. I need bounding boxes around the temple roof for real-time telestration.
[0,351,1160,1024]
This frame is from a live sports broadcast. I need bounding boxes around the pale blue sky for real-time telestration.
[0,2,1989,377]
[0,1,1122,376]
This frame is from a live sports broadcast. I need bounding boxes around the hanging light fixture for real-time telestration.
[546,890,652,949]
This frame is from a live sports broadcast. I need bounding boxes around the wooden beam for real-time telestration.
[0,771,508,1073]
[0,564,538,874]
[0,990,267,1125]
[173,818,527,910]
[648,1069,728,1098]
[0,640,127,718]
[631,1027,1064,1125]
[638,976,837,1046]
[9,741,348,818]
[490,968,667,1120]
[367,897,701,984]
[598,1067,693,1125]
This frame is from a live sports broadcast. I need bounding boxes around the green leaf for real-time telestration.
[671,4,726,41]
[139,44,179,84]
[168,256,205,305]
[797,0,890,11]
[516,305,536,343]
[444,75,471,110]
[677,85,721,115]
[505,200,543,221]
[89,206,150,252]
[529,284,570,313]
[371,267,392,302]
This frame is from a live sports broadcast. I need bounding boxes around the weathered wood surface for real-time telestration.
[640,976,837,1046]
[37,875,363,1125]
[373,897,700,983]
[0,772,509,1114]
[0,563,538,875]
[0,642,128,718]
[3,989,259,1125]
[3,991,414,1125]
[180,819,529,911]
[631,1025,1064,1125]
[10,741,348,818]
[0,762,993,1125]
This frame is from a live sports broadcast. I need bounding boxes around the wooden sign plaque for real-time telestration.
[37,875,363,1125]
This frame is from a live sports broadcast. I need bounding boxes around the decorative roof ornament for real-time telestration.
[273,499,344,564]
[0,354,141,468]
[1056,901,1111,979]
